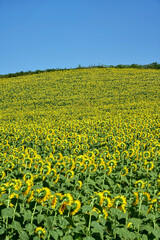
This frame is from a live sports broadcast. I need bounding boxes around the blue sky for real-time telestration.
[0,0,160,74]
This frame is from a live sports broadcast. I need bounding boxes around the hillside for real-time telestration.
[0,68,160,240]
[1,68,160,123]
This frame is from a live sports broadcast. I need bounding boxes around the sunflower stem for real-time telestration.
[31,201,37,224]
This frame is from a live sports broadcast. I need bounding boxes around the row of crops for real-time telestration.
[0,68,160,239]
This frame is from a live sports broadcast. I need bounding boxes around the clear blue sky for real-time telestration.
[0,0,160,74]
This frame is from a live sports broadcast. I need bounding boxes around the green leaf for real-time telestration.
[114,228,134,239]
[62,235,73,240]
[130,218,142,228]
[0,228,5,235]
[152,229,160,239]
[82,205,92,213]
[19,230,29,240]
[88,179,95,186]
[99,217,106,226]
[140,224,153,233]
[33,237,40,240]
[83,237,95,240]
[91,221,104,239]
[142,234,148,240]
[25,223,35,234]
[117,212,128,220]
[12,220,22,232]
[56,229,63,237]
[37,214,45,224]
[23,210,32,222]
[49,230,58,240]
[1,208,14,218]
[36,205,43,211]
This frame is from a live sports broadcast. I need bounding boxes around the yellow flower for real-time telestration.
[102,197,112,209]
[77,180,82,189]
[51,195,57,209]
[103,190,111,198]
[127,222,133,229]
[70,200,81,215]
[142,192,151,202]
[9,193,19,207]
[65,170,74,179]
[102,207,108,219]
[147,199,157,213]
[35,227,45,238]
[130,164,137,172]
[53,174,59,184]
[0,171,6,180]
[59,202,67,215]
[107,160,117,169]
[105,166,112,175]
[121,167,128,176]
[27,191,34,203]
[144,161,154,171]
[94,192,104,206]
[135,180,145,188]
[133,192,139,205]
[22,181,33,196]
[113,195,127,212]
[23,173,33,182]
[34,187,51,203]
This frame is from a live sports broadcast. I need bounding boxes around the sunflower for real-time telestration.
[23,173,34,182]
[77,180,82,189]
[35,227,45,238]
[142,192,151,203]
[9,193,19,207]
[89,163,97,172]
[133,192,139,206]
[40,166,51,178]
[70,200,81,215]
[22,181,33,196]
[34,187,51,203]
[127,222,133,229]
[135,180,145,189]
[94,192,104,206]
[62,193,73,206]
[144,161,154,171]
[103,190,111,198]
[130,164,137,172]
[147,199,157,213]
[53,174,59,184]
[49,168,57,178]
[65,170,75,179]
[143,151,151,159]
[113,195,127,212]
[102,207,108,219]
[105,166,112,175]
[91,207,101,215]
[51,195,57,209]
[102,197,112,209]
[59,202,68,215]
[5,161,14,171]
[107,160,117,169]
[0,171,6,180]
[121,167,129,177]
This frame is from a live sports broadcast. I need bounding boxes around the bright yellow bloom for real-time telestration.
[35,227,45,238]
[70,200,81,215]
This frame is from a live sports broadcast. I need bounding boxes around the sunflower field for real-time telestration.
[0,68,160,240]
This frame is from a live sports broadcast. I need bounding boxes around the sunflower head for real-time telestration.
[135,180,145,189]
[144,161,154,171]
[113,195,127,212]
[35,227,45,238]
[121,167,129,176]
[70,200,81,215]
